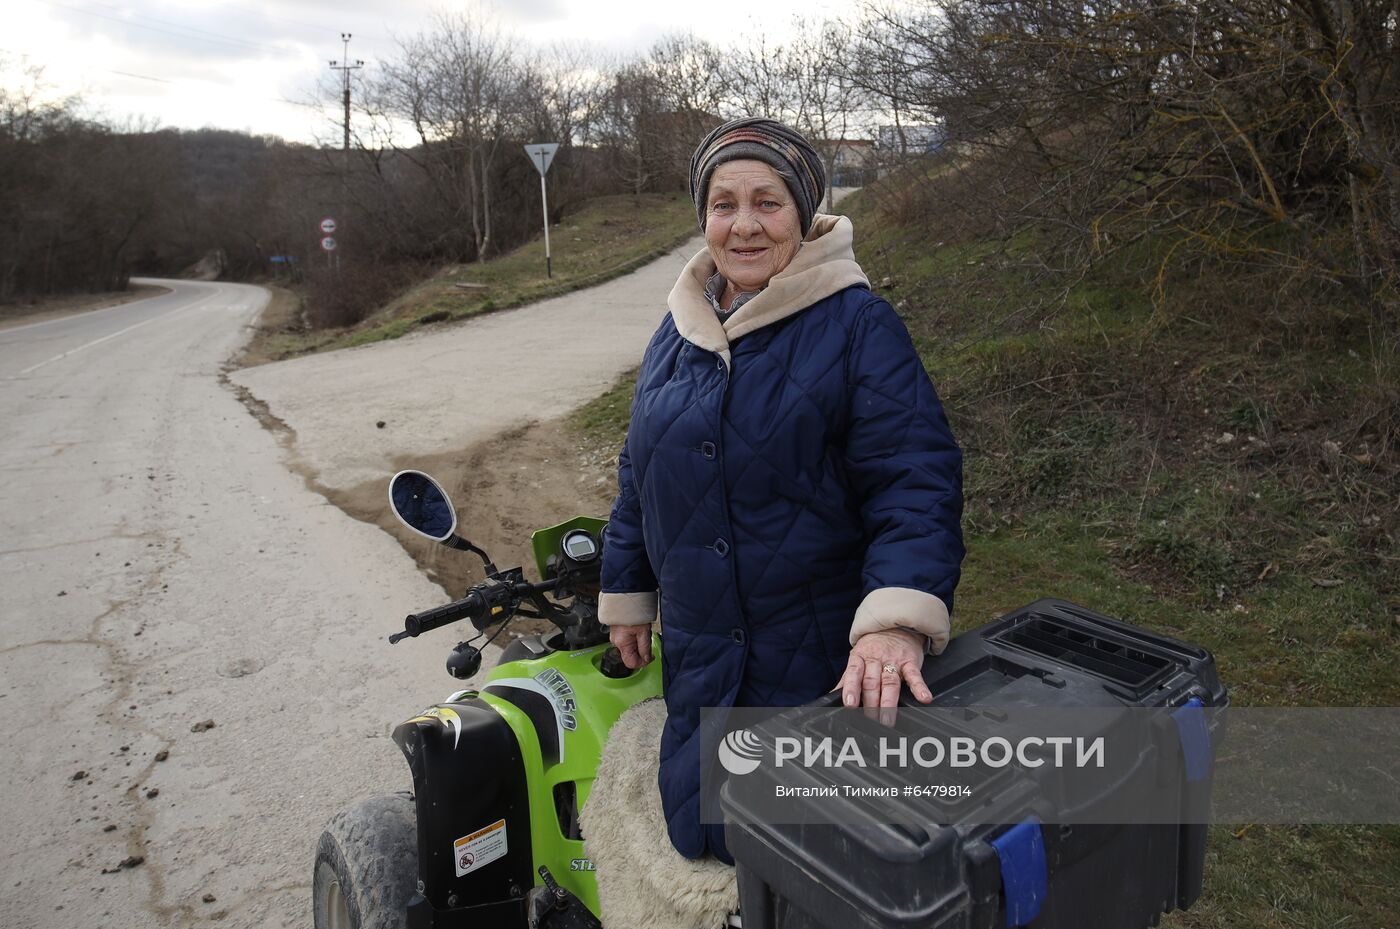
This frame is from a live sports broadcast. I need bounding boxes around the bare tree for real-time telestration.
[0,59,180,300]
[646,34,727,186]
[518,43,601,146]
[715,34,799,122]
[512,43,611,213]
[376,9,524,261]
[590,62,663,196]
[787,20,871,203]
[649,33,727,117]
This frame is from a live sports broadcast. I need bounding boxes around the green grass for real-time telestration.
[260,193,698,358]
[572,184,1400,926]
[870,190,1400,924]
[574,367,637,450]
[1177,824,1400,928]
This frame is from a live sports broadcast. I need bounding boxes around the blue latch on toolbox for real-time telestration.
[1171,696,1212,782]
[991,817,1047,927]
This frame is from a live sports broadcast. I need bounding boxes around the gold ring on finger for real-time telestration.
[882,664,897,674]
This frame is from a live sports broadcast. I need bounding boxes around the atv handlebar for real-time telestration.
[388,576,564,644]
[393,591,488,642]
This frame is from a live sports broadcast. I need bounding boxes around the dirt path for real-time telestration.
[230,236,712,641]
[234,190,859,643]
[229,235,702,493]
[231,189,857,498]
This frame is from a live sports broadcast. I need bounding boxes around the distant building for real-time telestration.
[815,138,877,188]
[876,124,947,156]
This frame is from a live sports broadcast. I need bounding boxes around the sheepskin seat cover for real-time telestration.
[580,697,737,929]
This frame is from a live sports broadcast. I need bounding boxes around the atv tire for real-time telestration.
[313,792,418,929]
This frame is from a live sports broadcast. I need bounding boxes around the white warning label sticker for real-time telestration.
[453,819,508,877]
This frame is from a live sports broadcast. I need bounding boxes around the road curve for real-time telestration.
[0,279,451,928]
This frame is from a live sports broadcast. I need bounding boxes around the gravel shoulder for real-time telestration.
[0,283,172,332]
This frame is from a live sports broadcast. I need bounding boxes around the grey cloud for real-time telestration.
[45,1,410,70]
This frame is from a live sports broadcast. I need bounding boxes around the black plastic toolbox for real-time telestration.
[722,598,1227,929]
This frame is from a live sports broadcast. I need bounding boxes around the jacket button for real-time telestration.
[716,358,725,371]
[700,441,716,460]
[711,537,730,557]
[731,628,746,645]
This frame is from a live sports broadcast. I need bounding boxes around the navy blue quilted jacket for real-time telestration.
[599,215,963,862]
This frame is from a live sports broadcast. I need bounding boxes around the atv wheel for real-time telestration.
[313,792,418,929]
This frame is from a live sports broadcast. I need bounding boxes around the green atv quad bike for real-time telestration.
[313,470,660,929]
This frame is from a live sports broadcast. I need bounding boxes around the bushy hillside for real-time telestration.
[574,177,1400,927]
[842,182,1398,707]
[851,189,1400,924]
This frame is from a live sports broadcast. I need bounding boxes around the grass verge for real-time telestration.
[234,283,303,367]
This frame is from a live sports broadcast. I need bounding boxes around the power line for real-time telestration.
[210,1,390,45]
[88,62,331,109]
[81,0,277,52]
[38,0,392,56]
[36,0,274,55]
[106,68,171,83]
[19,4,343,115]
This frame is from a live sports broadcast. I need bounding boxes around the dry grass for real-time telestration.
[236,284,305,368]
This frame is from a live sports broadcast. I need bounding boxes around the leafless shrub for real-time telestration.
[302,259,425,330]
[855,0,1400,319]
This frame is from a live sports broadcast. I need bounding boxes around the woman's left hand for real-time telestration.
[838,628,933,715]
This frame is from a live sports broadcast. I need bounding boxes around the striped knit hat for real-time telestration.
[689,117,827,236]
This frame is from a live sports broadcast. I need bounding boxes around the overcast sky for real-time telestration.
[6,0,856,143]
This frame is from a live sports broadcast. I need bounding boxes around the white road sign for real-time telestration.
[524,143,560,278]
[524,143,559,177]
[321,236,337,252]
[320,217,337,234]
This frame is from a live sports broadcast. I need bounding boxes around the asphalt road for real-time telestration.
[1,196,859,927]
[0,280,453,928]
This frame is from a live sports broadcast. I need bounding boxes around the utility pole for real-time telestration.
[329,33,363,154]
[328,34,363,272]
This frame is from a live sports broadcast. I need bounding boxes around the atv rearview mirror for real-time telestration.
[389,470,459,541]
[388,471,498,573]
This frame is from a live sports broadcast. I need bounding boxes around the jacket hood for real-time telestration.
[667,213,869,368]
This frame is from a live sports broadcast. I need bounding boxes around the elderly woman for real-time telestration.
[599,117,964,863]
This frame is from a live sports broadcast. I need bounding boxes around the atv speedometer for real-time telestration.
[560,528,599,563]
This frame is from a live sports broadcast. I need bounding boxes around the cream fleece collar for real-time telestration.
[667,213,869,368]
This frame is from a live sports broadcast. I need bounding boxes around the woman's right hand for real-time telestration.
[609,623,654,669]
